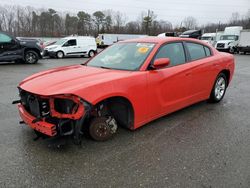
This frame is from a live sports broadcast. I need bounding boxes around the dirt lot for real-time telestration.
[0,55,250,188]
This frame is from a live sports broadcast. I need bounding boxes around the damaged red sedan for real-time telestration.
[13,37,235,143]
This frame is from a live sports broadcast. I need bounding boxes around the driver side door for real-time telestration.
[62,39,78,55]
[147,42,193,119]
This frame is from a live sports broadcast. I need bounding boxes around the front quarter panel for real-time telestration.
[73,71,148,128]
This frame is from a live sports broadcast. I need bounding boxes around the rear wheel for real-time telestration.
[56,51,64,58]
[25,50,38,64]
[209,73,227,103]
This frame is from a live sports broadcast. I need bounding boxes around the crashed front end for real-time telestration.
[15,88,91,143]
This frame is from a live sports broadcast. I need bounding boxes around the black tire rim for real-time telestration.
[25,52,36,64]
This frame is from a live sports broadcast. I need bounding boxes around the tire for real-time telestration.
[89,117,117,141]
[208,73,228,103]
[88,50,95,58]
[229,47,234,54]
[56,51,64,59]
[24,50,38,64]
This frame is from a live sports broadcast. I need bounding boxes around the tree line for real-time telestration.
[0,5,250,37]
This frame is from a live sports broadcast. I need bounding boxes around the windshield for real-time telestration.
[87,42,155,71]
[54,39,67,45]
[201,37,212,40]
[220,35,238,41]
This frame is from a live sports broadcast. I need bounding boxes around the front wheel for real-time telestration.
[56,51,64,59]
[89,116,118,141]
[88,50,95,58]
[24,51,38,64]
[208,73,227,103]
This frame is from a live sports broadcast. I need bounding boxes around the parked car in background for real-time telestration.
[215,26,243,53]
[0,32,43,64]
[157,32,178,37]
[43,36,97,58]
[237,30,250,54]
[14,37,234,144]
[96,34,148,47]
[201,33,216,46]
[179,30,202,39]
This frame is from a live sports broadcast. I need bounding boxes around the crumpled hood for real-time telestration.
[19,65,132,96]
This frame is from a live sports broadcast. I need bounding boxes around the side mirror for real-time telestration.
[151,58,170,69]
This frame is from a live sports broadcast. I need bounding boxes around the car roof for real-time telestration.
[121,37,204,45]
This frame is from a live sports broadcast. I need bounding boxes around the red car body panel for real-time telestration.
[17,37,235,133]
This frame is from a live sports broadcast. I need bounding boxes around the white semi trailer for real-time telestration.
[237,30,250,54]
[96,34,148,47]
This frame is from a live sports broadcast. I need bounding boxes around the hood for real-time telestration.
[19,65,132,96]
[217,40,234,44]
[179,34,189,38]
[45,45,59,50]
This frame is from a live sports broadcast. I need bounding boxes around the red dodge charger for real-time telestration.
[14,37,235,143]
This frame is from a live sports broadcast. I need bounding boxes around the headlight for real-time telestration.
[49,94,85,120]
[48,46,57,51]
[228,42,232,45]
[54,98,77,114]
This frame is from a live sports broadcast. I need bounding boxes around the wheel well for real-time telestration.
[24,48,41,58]
[220,69,230,86]
[94,97,134,130]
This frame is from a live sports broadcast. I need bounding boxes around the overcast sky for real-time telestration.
[1,0,250,26]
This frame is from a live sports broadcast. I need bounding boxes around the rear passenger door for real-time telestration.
[185,42,217,100]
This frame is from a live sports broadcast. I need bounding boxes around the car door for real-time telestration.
[0,33,20,61]
[62,39,78,55]
[147,42,193,119]
[184,42,218,101]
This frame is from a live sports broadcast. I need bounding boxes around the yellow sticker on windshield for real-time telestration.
[138,47,149,54]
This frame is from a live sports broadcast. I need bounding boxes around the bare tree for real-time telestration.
[182,16,197,30]
[113,11,127,33]
[230,12,240,24]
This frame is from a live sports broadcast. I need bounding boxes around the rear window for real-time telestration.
[204,46,212,56]
[186,42,206,61]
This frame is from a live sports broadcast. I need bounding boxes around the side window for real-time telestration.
[0,33,12,43]
[186,42,206,61]
[68,39,76,46]
[155,42,186,67]
[204,46,212,56]
[63,39,76,46]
